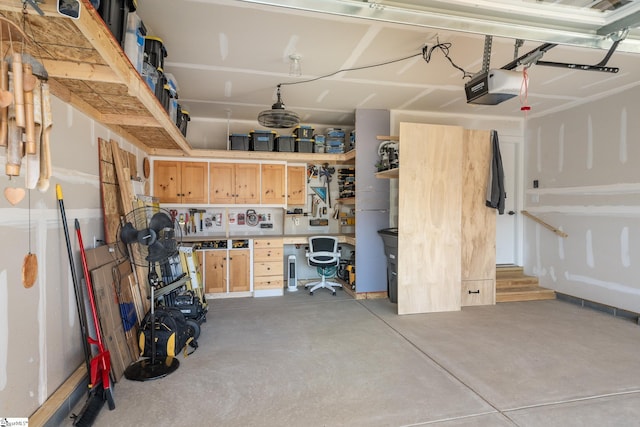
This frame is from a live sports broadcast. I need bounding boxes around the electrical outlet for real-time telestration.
[533,179,539,188]
[93,236,97,248]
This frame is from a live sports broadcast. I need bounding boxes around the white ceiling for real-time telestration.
[136,0,640,149]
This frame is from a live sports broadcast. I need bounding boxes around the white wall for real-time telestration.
[524,85,640,313]
[0,95,146,417]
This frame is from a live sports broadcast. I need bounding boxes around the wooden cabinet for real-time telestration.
[210,162,260,204]
[461,280,495,306]
[461,129,496,306]
[287,166,307,206]
[201,245,251,294]
[153,161,207,204]
[261,164,286,205]
[228,249,251,292]
[253,238,284,295]
[396,123,494,315]
[203,250,226,294]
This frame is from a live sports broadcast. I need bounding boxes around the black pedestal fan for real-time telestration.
[118,207,181,381]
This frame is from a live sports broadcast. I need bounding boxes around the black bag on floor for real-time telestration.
[139,306,197,358]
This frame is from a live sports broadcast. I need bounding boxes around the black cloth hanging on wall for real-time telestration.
[485,130,506,214]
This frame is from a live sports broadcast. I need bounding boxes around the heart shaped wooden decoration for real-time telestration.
[4,187,25,205]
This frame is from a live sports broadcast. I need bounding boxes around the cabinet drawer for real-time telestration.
[254,247,283,262]
[461,279,495,306]
[254,275,284,290]
[253,238,283,249]
[254,261,283,276]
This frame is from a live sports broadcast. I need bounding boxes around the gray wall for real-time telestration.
[0,96,145,417]
[524,86,640,313]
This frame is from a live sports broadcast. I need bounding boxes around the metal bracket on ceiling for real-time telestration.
[481,35,493,73]
[500,35,622,74]
[535,30,626,73]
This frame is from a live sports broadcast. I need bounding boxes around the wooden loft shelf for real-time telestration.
[0,1,358,163]
[0,0,192,155]
[187,147,356,163]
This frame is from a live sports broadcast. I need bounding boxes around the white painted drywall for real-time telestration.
[0,95,146,417]
[524,85,640,313]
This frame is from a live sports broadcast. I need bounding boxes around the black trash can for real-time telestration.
[377,228,398,303]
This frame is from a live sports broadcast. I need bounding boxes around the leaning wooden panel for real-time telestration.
[397,123,463,314]
[461,129,496,285]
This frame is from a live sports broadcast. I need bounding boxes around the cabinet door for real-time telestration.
[287,166,306,206]
[153,160,181,203]
[228,249,250,292]
[181,162,208,204]
[235,163,260,204]
[204,251,226,294]
[210,163,236,204]
[261,164,286,205]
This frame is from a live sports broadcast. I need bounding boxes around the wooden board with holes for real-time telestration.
[98,138,122,244]
[110,139,135,215]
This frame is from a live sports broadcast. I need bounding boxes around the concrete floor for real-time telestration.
[71,289,640,426]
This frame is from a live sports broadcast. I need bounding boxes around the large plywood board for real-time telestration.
[461,129,496,283]
[98,138,122,244]
[397,123,463,315]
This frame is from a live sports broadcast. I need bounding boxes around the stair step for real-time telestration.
[497,286,557,303]
[496,276,540,288]
[496,265,524,274]
[495,265,555,303]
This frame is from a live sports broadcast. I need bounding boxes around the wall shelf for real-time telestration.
[375,168,399,179]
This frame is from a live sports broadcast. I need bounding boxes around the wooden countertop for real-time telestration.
[183,234,355,246]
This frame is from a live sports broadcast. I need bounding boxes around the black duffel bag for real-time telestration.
[138,306,197,358]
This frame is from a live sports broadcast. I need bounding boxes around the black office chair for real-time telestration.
[305,236,342,295]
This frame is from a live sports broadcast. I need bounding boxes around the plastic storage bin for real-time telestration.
[229,134,250,150]
[250,130,276,151]
[144,36,167,70]
[295,138,314,153]
[123,11,146,74]
[293,125,314,139]
[141,61,157,92]
[176,105,189,137]
[275,135,295,152]
[98,0,135,46]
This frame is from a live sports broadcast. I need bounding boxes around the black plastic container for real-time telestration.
[144,36,167,70]
[98,0,136,46]
[293,125,314,139]
[154,69,167,104]
[275,135,295,152]
[250,130,276,151]
[177,106,190,137]
[295,138,314,153]
[230,134,250,150]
